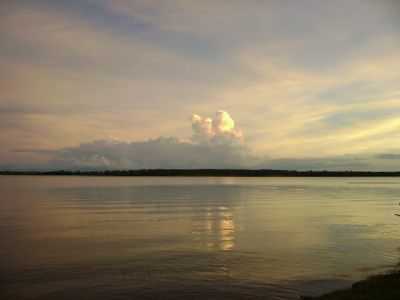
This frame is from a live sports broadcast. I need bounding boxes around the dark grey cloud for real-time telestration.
[7,140,399,172]
[261,157,370,172]
[12,148,54,154]
[376,153,400,160]
[49,138,252,170]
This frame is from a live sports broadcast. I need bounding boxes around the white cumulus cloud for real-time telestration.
[191,110,243,144]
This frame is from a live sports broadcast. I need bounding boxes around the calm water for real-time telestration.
[1,176,400,299]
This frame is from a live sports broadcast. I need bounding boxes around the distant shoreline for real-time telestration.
[1,169,400,177]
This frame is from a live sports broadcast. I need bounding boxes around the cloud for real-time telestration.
[191,110,243,144]
[2,1,400,171]
[260,156,369,171]
[41,111,249,170]
[50,138,250,170]
[376,153,400,160]
[6,109,400,172]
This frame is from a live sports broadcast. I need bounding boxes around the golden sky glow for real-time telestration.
[1,1,400,170]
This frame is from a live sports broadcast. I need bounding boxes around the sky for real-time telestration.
[1,0,400,170]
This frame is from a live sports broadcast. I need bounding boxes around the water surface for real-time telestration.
[1,176,400,299]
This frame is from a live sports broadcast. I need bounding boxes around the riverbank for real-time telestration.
[302,270,400,299]
[2,169,400,177]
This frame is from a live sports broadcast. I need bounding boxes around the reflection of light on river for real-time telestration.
[204,206,235,251]
[220,210,235,251]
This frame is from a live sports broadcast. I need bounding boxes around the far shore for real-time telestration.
[2,169,400,177]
